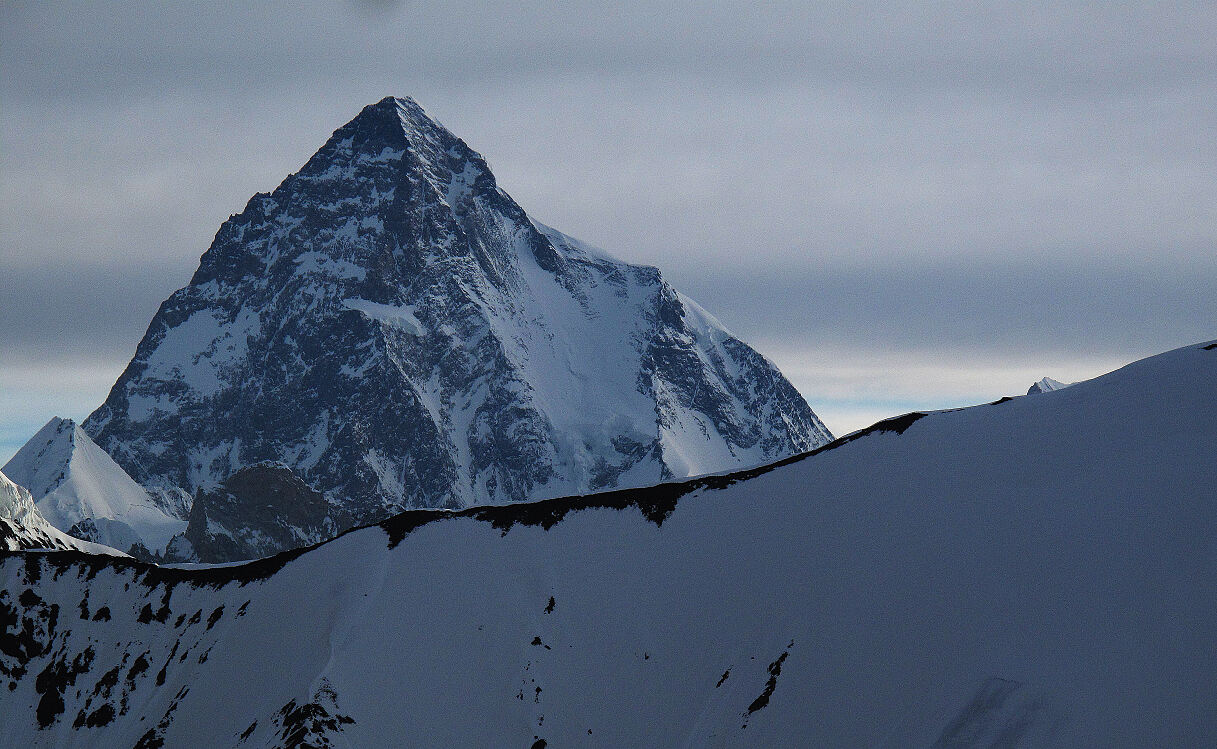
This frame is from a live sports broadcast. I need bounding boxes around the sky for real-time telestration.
[1,1,1215,462]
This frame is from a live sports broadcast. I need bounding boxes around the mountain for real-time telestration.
[2,418,187,557]
[81,96,831,547]
[0,470,124,555]
[1027,376,1070,394]
[3,340,1214,746]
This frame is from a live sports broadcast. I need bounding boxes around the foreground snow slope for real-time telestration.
[3,418,186,556]
[1,341,1214,747]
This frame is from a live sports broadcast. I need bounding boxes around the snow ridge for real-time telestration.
[1,340,1214,745]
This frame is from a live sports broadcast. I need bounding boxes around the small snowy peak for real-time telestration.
[3,417,78,499]
[0,470,126,555]
[1027,376,1070,395]
[3,418,186,557]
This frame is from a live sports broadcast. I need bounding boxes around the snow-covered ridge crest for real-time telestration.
[79,95,832,560]
[1,340,1214,745]
[530,218,625,265]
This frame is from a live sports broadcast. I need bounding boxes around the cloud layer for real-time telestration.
[2,1,1214,457]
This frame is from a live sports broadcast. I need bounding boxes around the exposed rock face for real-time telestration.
[182,463,338,562]
[82,96,831,557]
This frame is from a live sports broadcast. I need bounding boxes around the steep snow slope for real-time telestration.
[2,340,1214,747]
[3,419,186,556]
[0,471,124,555]
[83,97,831,535]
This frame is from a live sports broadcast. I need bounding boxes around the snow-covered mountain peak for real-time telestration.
[5,417,84,499]
[81,96,832,561]
[1027,376,1070,395]
[3,418,186,556]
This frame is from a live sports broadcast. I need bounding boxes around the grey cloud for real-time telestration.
[1,1,1213,454]
[669,254,1217,362]
[3,3,1214,104]
[0,261,182,363]
[8,81,1209,271]
[2,251,1211,389]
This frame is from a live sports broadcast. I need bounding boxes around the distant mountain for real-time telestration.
[2,418,186,557]
[3,340,1214,746]
[0,469,124,555]
[1027,376,1070,394]
[81,96,830,559]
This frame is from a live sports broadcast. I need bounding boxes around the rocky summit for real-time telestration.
[82,96,831,558]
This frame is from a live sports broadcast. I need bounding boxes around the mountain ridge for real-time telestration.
[2,340,1213,746]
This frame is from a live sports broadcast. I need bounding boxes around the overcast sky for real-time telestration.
[2,1,1215,462]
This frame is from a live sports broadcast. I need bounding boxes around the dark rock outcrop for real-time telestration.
[183,463,340,562]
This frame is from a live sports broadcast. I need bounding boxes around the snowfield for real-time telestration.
[1,340,1214,747]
